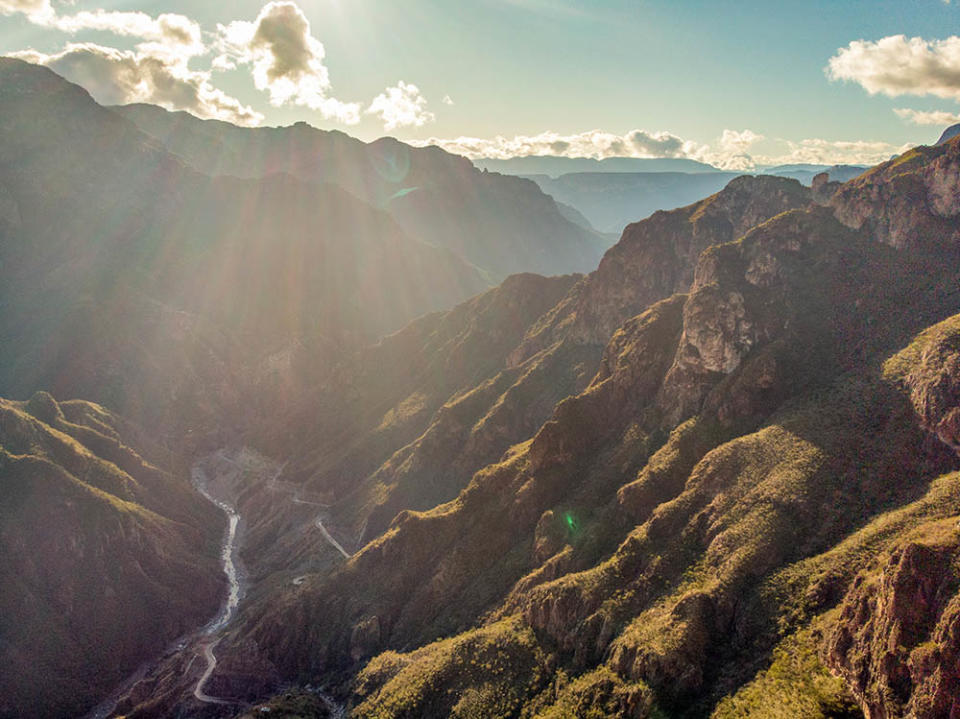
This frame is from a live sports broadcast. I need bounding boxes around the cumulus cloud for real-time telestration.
[756,138,912,166]
[215,1,361,123]
[1,1,205,63]
[417,128,702,162]
[827,35,960,101]
[415,128,911,170]
[442,94,454,105]
[0,0,51,15]
[367,81,435,130]
[3,0,444,130]
[0,0,262,124]
[894,107,960,125]
[13,43,264,125]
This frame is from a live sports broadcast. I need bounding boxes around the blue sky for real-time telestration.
[2,0,959,167]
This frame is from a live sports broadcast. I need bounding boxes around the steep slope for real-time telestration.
[138,140,960,719]
[243,271,588,563]
[113,104,606,280]
[0,392,223,718]
[0,58,487,436]
[232,174,818,565]
[512,174,813,362]
[831,139,960,253]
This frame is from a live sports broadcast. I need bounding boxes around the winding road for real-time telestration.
[87,449,351,716]
[189,452,352,705]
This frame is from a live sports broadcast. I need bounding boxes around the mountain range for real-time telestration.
[112,104,607,281]
[3,56,960,719]
[517,165,867,234]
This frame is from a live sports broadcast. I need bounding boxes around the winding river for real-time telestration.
[190,463,245,703]
[86,449,349,716]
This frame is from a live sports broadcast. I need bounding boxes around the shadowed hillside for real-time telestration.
[113,104,607,280]
[0,393,223,718]
[0,58,489,438]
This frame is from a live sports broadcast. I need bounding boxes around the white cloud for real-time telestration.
[827,35,960,101]
[755,138,912,166]
[367,81,435,131]
[0,2,205,63]
[894,107,960,125]
[415,128,912,170]
[417,128,702,162]
[0,0,51,17]
[215,1,360,123]
[3,0,444,130]
[0,1,262,124]
[13,43,264,125]
[442,94,454,105]
[718,129,764,153]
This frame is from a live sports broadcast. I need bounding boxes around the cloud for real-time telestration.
[0,0,262,123]
[13,43,264,125]
[442,94,454,105]
[757,138,912,166]
[894,107,960,125]
[367,81,435,131]
[718,129,764,153]
[0,0,51,15]
[415,128,912,170]
[50,12,205,62]
[827,35,960,101]
[3,0,442,130]
[215,1,360,123]
[0,1,205,63]
[418,128,702,162]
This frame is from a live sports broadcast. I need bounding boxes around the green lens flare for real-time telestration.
[563,511,578,533]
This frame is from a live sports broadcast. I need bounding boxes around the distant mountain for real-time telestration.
[472,155,721,177]
[763,163,868,185]
[114,104,606,280]
[937,123,960,145]
[0,392,223,717]
[0,58,488,437]
[527,171,741,233]
[522,166,867,235]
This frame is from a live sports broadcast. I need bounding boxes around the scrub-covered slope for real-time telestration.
[0,393,223,718]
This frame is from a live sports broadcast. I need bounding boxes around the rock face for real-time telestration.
[0,393,222,718]
[509,175,811,364]
[825,525,960,719]
[885,314,960,450]
[831,136,960,252]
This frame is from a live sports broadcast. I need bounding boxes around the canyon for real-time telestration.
[2,56,960,719]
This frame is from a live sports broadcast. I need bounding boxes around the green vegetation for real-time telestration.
[352,617,552,718]
[712,626,858,719]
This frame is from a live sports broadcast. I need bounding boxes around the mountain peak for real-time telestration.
[937,123,960,145]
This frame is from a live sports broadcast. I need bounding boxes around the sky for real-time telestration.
[2,0,960,169]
